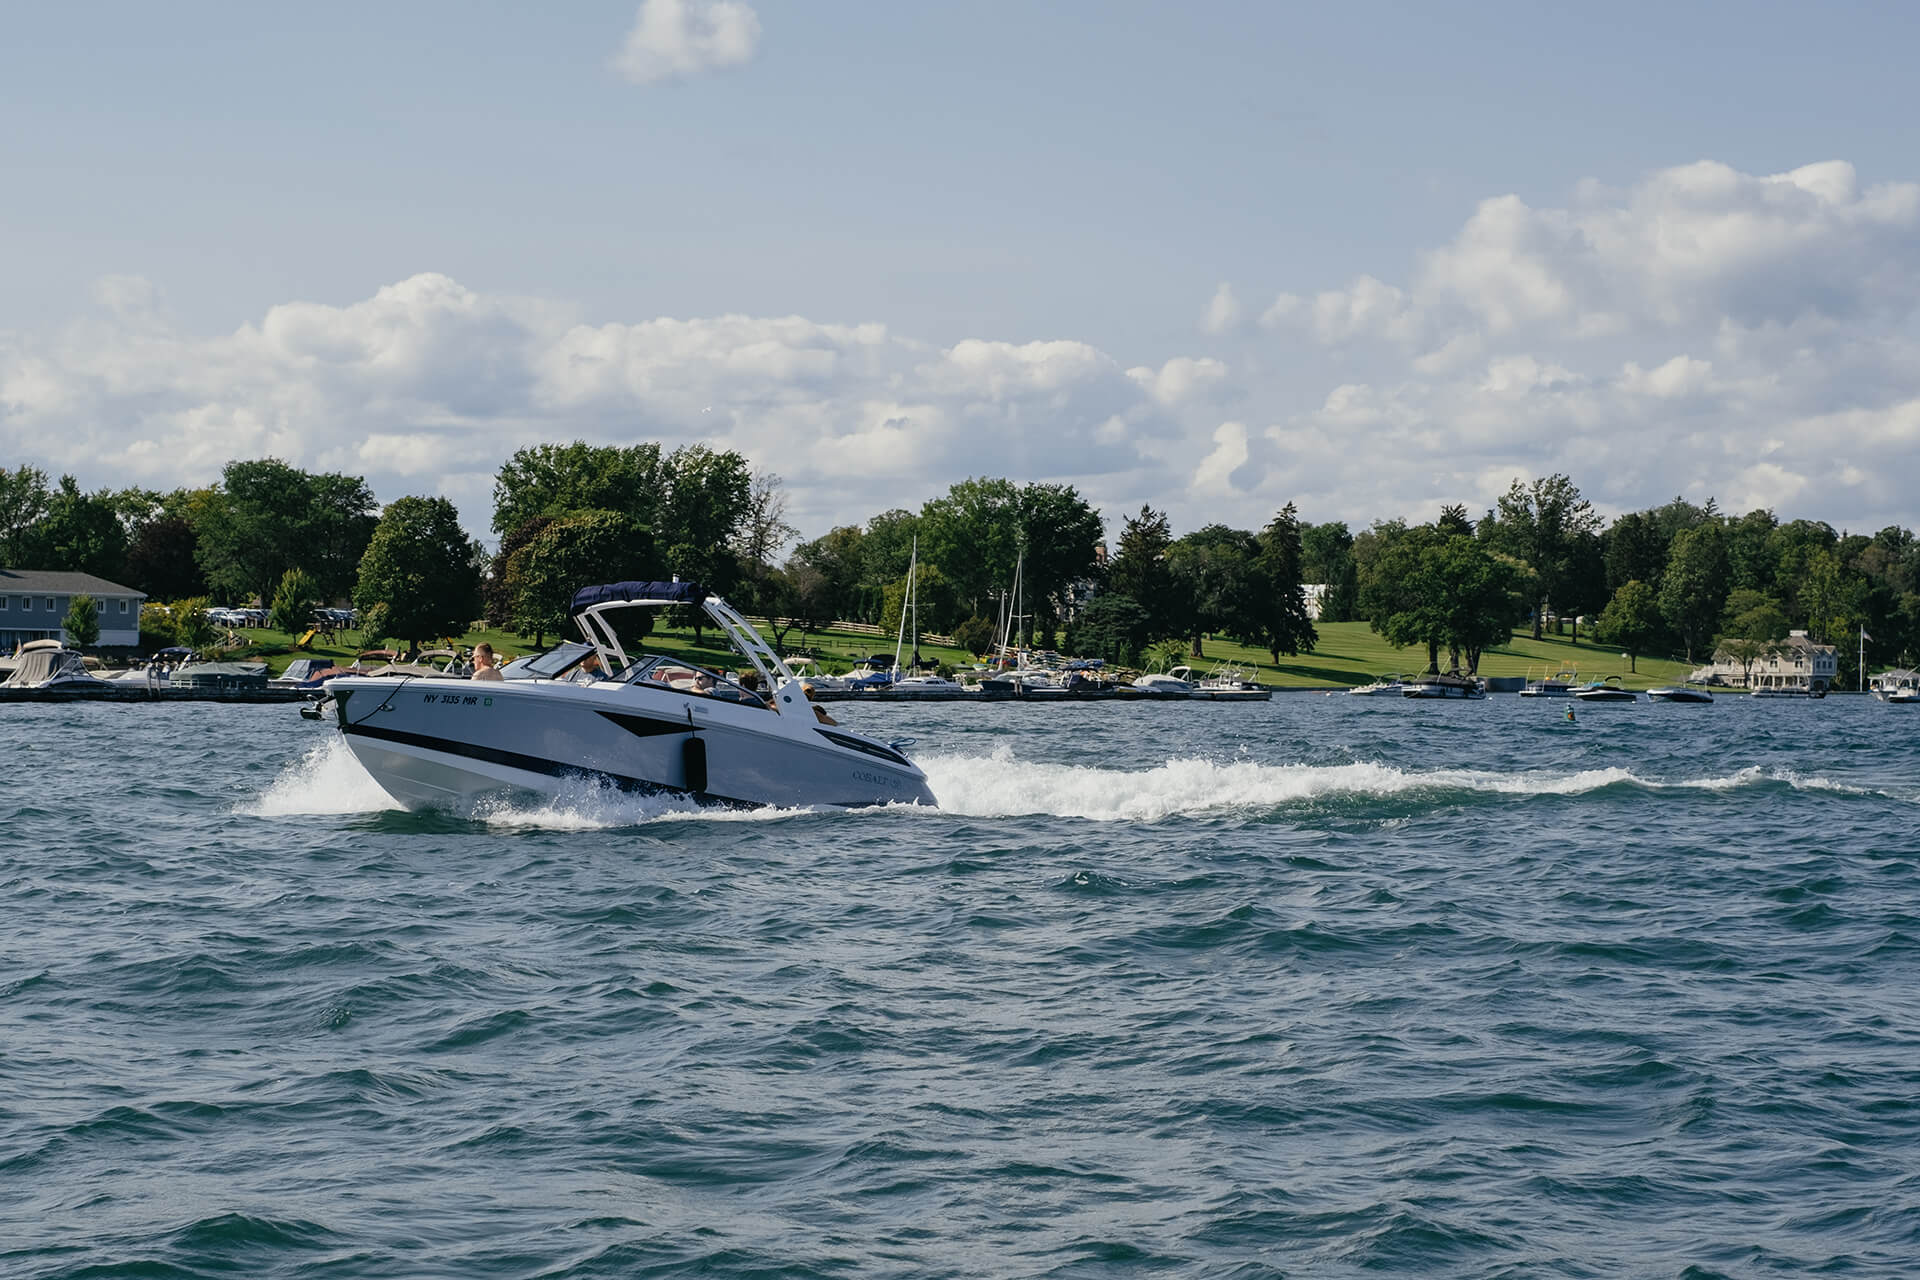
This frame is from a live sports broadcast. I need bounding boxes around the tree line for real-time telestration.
[7,454,1919,682]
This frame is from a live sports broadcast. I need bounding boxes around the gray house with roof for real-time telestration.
[0,570,147,650]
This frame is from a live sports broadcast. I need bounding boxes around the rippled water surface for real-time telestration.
[6,693,1920,1277]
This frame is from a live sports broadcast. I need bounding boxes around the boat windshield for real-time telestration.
[618,655,772,707]
[510,642,595,680]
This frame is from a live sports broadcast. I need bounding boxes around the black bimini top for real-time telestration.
[570,581,709,614]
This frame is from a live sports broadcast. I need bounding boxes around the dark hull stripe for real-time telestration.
[340,719,756,809]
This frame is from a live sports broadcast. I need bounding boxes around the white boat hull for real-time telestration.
[331,675,933,811]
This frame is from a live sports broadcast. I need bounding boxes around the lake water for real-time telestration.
[5,693,1919,1278]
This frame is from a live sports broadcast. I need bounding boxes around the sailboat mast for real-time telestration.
[892,536,917,679]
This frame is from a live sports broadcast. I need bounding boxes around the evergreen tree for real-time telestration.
[1245,503,1317,661]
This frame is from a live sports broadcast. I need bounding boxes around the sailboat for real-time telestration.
[885,538,966,697]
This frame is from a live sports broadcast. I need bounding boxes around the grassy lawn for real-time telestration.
[202,617,1691,690]
[1195,622,1693,690]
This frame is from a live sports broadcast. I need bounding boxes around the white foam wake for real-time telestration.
[240,738,1898,826]
[916,745,1893,821]
[241,738,404,816]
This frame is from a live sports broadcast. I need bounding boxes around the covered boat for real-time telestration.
[328,581,935,811]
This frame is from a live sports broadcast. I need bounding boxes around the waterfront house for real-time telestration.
[1697,630,1839,692]
[0,570,147,650]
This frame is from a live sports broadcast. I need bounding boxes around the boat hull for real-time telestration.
[331,676,934,811]
[1647,689,1713,703]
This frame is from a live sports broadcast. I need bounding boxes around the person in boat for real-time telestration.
[471,643,504,682]
[803,682,837,725]
[571,652,604,683]
[692,671,715,694]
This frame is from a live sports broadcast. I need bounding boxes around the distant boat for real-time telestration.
[1572,676,1637,703]
[1869,669,1920,703]
[1402,672,1486,700]
[1132,664,1195,695]
[1347,674,1409,696]
[1647,678,1714,704]
[1191,663,1273,701]
[1518,666,1579,698]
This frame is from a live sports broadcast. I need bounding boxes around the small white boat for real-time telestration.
[1403,672,1486,700]
[1518,666,1579,698]
[1191,663,1272,701]
[1647,679,1714,704]
[329,580,934,811]
[1870,670,1920,703]
[1572,676,1637,703]
[1347,674,1409,696]
[1132,664,1194,695]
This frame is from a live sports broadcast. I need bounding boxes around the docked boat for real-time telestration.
[1518,666,1579,698]
[1572,676,1637,703]
[0,640,112,692]
[172,659,269,690]
[1870,670,1920,703]
[1131,664,1194,695]
[1347,674,1409,696]
[1191,663,1273,701]
[1403,672,1486,700]
[328,581,935,811]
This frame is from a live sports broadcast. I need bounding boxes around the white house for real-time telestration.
[1698,629,1839,692]
[0,570,147,650]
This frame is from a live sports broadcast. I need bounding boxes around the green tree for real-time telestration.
[1723,589,1789,644]
[1603,511,1668,594]
[504,509,652,647]
[354,497,483,650]
[122,503,207,600]
[1107,505,1176,638]
[270,568,320,636]
[38,476,128,581]
[1069,593,1152,666]
[1359,523,1449,673]
[1660,523,1731,662]
[1488,474,1602,639]
[491,441,664,535]
[791,525,866,622]
[880,562,964,640]
[1299,521,1358,621]
[1013,482,1103,644]
[197,459,375,605]
[950,613,998,656]
[1244,503,1318,661]
[170,597,217,651]
[1166,525,1259,658]
[63,593,100,648]
[1594,579,1661,672]
[0,465,52,565]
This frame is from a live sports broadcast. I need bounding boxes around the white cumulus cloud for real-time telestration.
[613,0,761,85]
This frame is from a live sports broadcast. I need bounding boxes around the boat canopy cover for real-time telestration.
[570,580,708,613]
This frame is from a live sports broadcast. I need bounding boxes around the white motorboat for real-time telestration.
[1347,674,1409,696]
[1870,670,1920,703]
[1647,679,1714,704]
[1402,672,1486,700]
[1132,664,1194,695]
[1191,663,1273,701]
[329,581,935,811]
[1572,676,1637,703]
[1518,666,1579,698]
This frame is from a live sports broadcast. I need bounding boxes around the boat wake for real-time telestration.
[916,745,1900,820]
[242,739,1902,827]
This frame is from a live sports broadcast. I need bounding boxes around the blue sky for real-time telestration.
[5,2,1919,544]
